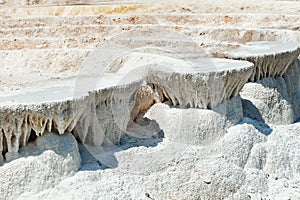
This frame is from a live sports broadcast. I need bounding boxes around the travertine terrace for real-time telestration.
[0,0,300,199]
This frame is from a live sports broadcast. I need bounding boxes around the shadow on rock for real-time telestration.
[241,98,272,135]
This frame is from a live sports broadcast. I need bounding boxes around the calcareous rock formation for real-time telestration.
[0,0,300,199]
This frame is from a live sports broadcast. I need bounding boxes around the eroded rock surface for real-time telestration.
[7,123,299,200]
[240,60,300,125]
[0,133,80,199]
[227,41,300,81]
[0,0,300,199]
[0,45,254,159]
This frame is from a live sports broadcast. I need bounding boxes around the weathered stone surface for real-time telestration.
[0,132,80,199]
[240,60,300,125]
[0,14,299,30]
[227,41,300,81]
[1,1,300,16]
[0,52,253,159]
[283,60,300,119]
[145,95,243,145]
[9,122,300,200]
[0,0,300,199]
[0,25,256,159]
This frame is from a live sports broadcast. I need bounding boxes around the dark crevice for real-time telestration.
[50,120,60,135]
[1,130,7,160]
[28,129,37,143]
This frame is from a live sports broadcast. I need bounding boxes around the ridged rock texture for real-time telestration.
[0,50,254,160]
[227,41,300,81]
[0,26,258,160]
[0,0,300,199]
[241,60,300,125]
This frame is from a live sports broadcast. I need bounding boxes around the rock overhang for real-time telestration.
[0,2,299,163]
[0,52,255,160]
[0,1,300,199]
[1,37,300,161]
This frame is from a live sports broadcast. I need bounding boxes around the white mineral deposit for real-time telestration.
[0,0,299,199]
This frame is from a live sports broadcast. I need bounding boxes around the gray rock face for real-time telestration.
[283,60,300,119]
